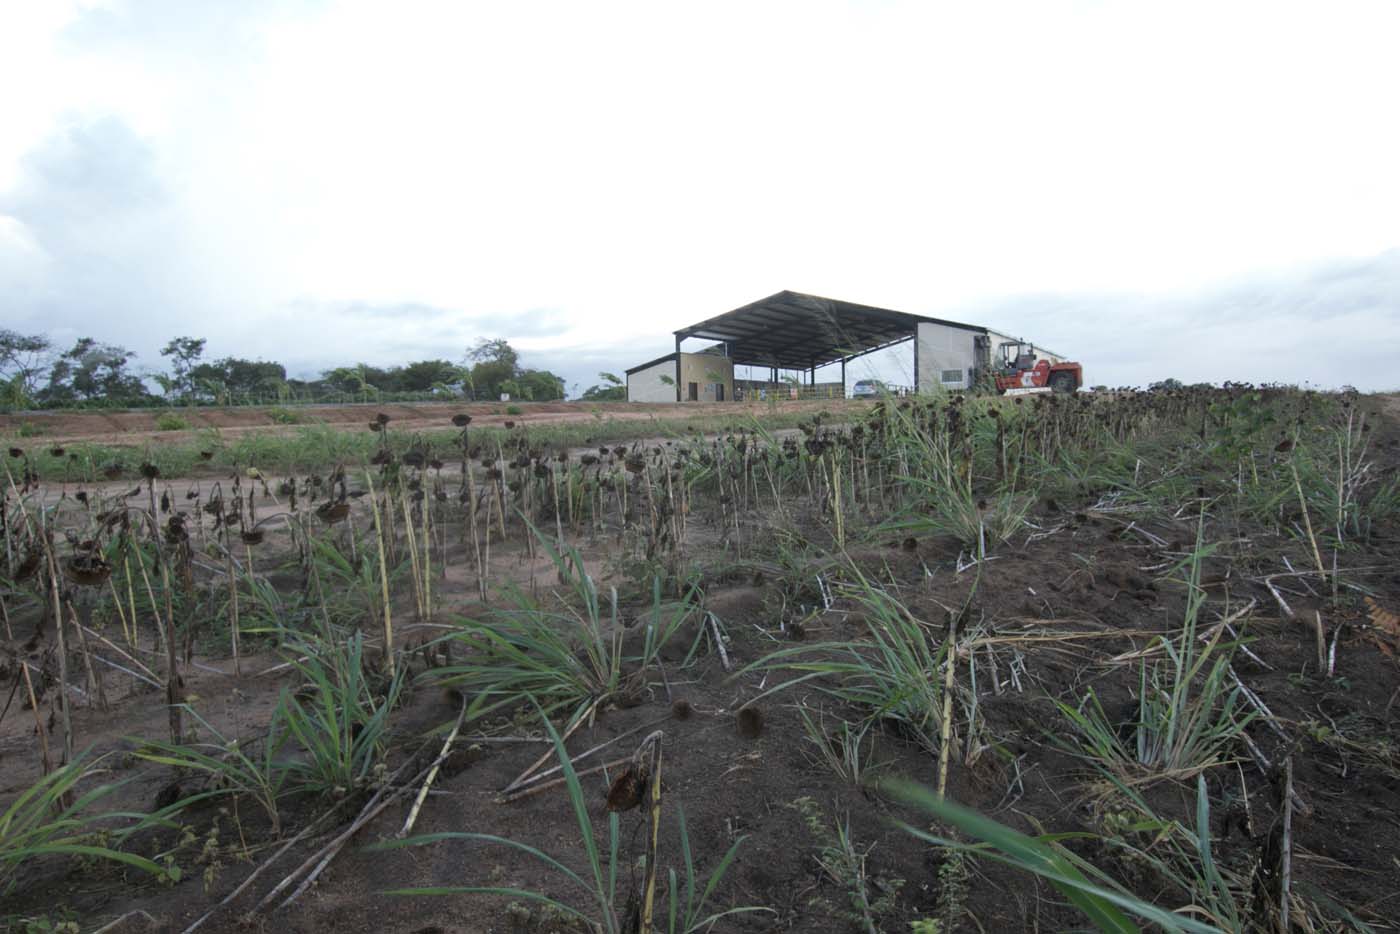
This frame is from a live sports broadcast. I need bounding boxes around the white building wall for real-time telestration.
[627,358,678,403]
[915,322,979,391]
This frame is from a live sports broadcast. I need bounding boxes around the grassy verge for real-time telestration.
[3,408,840,482]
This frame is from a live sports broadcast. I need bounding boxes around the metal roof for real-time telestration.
[624,352,678,376]
[675,290,983,370]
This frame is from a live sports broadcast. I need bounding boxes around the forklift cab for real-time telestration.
[998,341,1037,373]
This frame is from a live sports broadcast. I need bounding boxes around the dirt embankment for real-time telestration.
[0,398,856,447]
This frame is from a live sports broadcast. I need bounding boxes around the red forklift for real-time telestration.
[976,337,1083,394]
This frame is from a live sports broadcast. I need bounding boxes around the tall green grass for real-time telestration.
[1058,524,1254,777]
[889,777,1225,933]
[375,703,762,933]
[274,628,406,796]
[135,626,405,827]
[428,538,701,725]
[741,574,950,752]
[1,754,172,895]
[134,707,286,834]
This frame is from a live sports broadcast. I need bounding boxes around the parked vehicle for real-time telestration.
[850,379,887,399]
[992,341,1083,394]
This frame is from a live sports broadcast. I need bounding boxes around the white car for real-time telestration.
[850,379,887,399]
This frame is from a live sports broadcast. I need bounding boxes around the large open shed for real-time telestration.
[673,290,947,379]
[625,290,1066,402]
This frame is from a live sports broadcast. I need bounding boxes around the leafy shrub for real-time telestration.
[266,406,301,425]
[154,412,189,431]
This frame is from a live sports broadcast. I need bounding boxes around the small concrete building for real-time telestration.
[626,291,1067,402]
[626,350,735,403]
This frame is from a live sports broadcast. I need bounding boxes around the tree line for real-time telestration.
[0,330,614,409]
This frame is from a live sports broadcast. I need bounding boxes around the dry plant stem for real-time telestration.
[707,612,731,671]
[257,741,435,913]
[121,555,138,649]
[551,467,565,555]
[157,553,183,743]
[364,471,395,677]
[508,713,672,794]
[459,733,546,750]
[465,463,485,600]
[225,544,240,678]
[89,653,161,690]
[829,452,845,549]
[1313,611,1326,674]
[937,617,958,800]
[20,659,52,775]
[107,575,131,648]
[422,496,432,617]
[130,541,166,657]
[69,600,106,710]
[1228,665,1288,742]
[400,492,423,619]
[93,911,159,934]
[1262,576,1295,620]
[179,811,335,934]
[502,699,600,793]
[398,694,468,838]
[78,622,160,684]
[641,732,664,933]
[43,545,74,761]
[496,756,631,804]
[1281,756,1294,932]
[482,503,492,604]
[1289,457,1327,583]
[663,459,680,553]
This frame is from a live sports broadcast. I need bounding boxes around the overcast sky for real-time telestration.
[2,0,1397,394]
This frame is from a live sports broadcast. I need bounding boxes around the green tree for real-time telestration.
[464,339,516,400]
[466,338,518,370]
[44,338,148,404]
[461,338,564,401]
[516,368,565,402]
[581,371,625,401]
[323,364,378,397]
[396,359,465,393]
[190,357,288,401]
[159,336,207,400]
[0,330,52,409]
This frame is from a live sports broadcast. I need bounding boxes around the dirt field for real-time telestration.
[3,390,1399,933]
[0,400,850,448]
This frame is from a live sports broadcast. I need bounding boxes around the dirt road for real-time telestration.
[0,398,855,447]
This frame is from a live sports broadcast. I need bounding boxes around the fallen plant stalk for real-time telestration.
[398,695,468,838]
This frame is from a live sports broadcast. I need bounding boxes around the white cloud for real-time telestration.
[0,0,1398,391]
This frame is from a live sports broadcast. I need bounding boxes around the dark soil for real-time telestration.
[3,396,1399,933]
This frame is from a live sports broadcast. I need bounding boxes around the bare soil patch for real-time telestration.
[0,400,850,448]
[3,390,1399,933]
